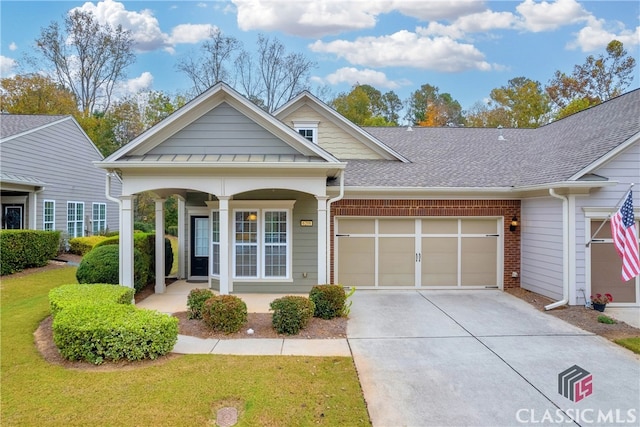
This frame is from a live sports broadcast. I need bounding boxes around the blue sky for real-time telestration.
[1,0,639,113]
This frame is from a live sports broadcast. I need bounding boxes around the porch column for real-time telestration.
[28,191,37,229]
[154,198,166,293]
[120,195,135,288]
[316,196,328,284]
[219,196,230,295]
[177,196,186,279]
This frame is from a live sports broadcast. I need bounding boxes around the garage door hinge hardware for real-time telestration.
[486,234,499,237]
[335,234,350,237]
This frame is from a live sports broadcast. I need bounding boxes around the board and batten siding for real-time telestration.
[281,104,384,160]
[0,117,121,234]
[575,140,640,303]
[520,197,564,300]
[147,102,299,156]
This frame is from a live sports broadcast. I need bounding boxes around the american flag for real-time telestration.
[610,191,640,281]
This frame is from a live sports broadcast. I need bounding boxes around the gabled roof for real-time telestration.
[0,114,69,141]
[347,89,640,190]
[100,83,343,169]
[274,91,409,162]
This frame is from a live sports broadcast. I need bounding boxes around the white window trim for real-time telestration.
[293,120,319,144]
[231,200,295,281]
[67,201,85,238]
[43,200,55,231]
[92,202,107,235]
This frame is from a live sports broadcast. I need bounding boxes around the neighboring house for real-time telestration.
[1,115,121,240]
[95,83,639,308]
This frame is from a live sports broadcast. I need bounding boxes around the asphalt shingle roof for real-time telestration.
[355,89,640,189]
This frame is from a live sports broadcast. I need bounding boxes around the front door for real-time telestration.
[190,216,209,277]
[3,205,24,229]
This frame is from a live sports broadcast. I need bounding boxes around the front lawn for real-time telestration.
[615,337,640,354]
[1,267,370,426]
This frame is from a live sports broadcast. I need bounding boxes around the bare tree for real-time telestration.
[36,9,135,115]
[176,28,242,95]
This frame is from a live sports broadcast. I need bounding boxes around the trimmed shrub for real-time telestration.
[309,284,347,319]
[187,288,215,319]
[202,295,248,334]
[270,296,315,335]
[76,245,149,292]
[68,236,108,255]
[166,225,178,236]
[52,304,178,364]
[0,230,60,275]
[134,221,154,233]
[49,284,133,318]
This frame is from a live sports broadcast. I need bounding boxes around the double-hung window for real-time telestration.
[211,211,220,276]
[233,207,291,279]
[43,200,55,231]
[67,201,84,238]
[293,120,319,144]
[92,203,106,234]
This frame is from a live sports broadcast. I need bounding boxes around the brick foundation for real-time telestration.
[330,199,521,289]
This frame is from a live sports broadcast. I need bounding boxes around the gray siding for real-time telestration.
[148,102,300,156]
[1,117,121,235]
[520,196,564,300]
[574,140,640,304]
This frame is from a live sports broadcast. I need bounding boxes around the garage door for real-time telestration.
[336,218,501,288]
[590,220,639,304]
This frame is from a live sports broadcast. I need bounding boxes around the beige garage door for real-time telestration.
[336,218,500,288]
[590,220,638,304]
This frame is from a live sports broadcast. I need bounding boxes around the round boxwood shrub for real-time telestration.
[270,296,315,335]
[202,295,248,334]
[309,284,347,319]
[52,303,178,365]
[186,288,214,319]
[76,245,149,292]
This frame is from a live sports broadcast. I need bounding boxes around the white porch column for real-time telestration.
[218,196,230,295]
[316,196,328,284]
[177,196,186,279]
[28,191,37,229]
[154,198,166,293]
[120,195,135,288]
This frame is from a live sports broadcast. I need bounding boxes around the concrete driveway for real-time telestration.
[347,290,640,427]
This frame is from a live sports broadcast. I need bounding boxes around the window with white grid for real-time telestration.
[92,203,106,234]
[67,202,84,238]
[43,200,55,231]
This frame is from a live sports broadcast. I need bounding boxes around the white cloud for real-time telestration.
[124,71,154,93]
[232,0,485,38]
[9,42,17,51]
[169,24,217,44]
[73,0,213,53]
[418,10,516,39]
[515,0,589,32]
[321,67,407,89]
[310,31,495,73]
[568,16,640,52]
[0,55,17,77]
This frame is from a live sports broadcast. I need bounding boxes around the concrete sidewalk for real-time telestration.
[136,280,351,357]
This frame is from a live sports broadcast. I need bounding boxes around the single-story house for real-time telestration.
[95,83,639,308]
[1,114,121,239]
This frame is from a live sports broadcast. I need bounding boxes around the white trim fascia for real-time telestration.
[274,91,410,163]
[568,131,640,181]
[94,161,347,172]
[103,83,341,164]
[0,115,68,143]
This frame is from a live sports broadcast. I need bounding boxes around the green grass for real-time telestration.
[615,337,640,354]
[1,267,370,426]
[597,315,616,324]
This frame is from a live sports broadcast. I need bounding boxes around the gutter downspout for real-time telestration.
[546,188,570,310]
[326,171,345,283]
[105,172,125,286]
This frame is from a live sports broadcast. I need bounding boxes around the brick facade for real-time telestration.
[330,199,521,289]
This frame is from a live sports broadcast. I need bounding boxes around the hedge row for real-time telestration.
[68,236,108,255]
[76,246,149,292]
[50,284,177,365]
[0,230,60,275]
[49,284,134,318]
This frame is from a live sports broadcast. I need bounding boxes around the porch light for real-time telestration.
[510,216,518,232]
[246,213,257,221]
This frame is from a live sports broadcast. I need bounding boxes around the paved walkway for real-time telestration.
[136,280,350,356]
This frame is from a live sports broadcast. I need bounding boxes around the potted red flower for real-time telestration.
[590,293,613,312]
